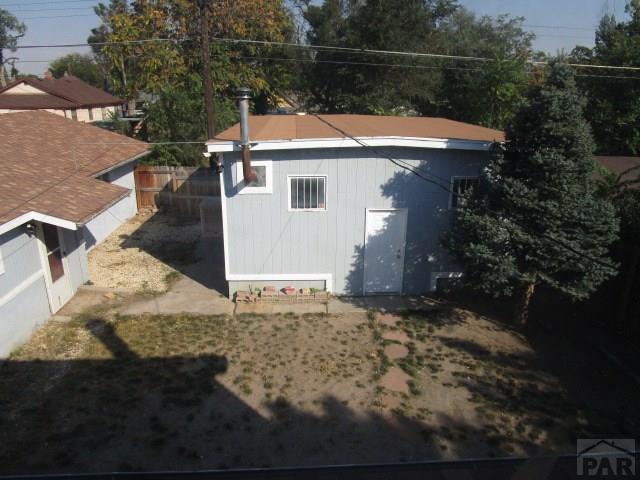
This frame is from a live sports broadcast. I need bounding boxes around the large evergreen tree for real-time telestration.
[445,63,619,325]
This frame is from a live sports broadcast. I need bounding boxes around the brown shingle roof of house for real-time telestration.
[0,75,124,108]
[0,93,77,110]
[596,156,640,188]
[211,114,505,143]
[0,111,149,226]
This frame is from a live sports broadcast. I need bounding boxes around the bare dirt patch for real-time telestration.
[87,212,201,293]
[1,306,638,474]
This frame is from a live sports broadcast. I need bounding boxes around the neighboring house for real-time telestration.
[0,111,148,357]
[596,155,640,188]
[0,72,124,122]
[206,113,504,297]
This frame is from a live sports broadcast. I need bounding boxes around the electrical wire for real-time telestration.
[0,0,96,5]
[11,36,640,73]
[302,108,619,271]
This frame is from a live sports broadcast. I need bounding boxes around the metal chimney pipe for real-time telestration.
[236,87,257,184]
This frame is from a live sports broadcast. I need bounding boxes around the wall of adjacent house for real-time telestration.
[0,106,121,122]
[0,226,51,358]
[223,147,489,295]
[0,108,66,116]
[2,84,45,94]
[0,223,90,358]
[83,162,138,250]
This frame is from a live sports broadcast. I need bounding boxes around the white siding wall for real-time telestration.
[223,147,489,295]
[83,163,137,250]
[0,226,51,357]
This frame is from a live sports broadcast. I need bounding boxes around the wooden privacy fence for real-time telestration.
[134,166,221,218]
[134,165,222,237]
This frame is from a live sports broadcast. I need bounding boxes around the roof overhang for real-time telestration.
[206,136,497,153]
[91,150,151,178]
[0,211,78,237]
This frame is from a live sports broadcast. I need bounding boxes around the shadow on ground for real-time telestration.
[119,212,228,296]
[2,307,639,476]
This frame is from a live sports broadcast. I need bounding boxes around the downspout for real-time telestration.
[237,87,257,184]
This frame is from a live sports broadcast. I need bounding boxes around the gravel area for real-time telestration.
[87,212,202,292]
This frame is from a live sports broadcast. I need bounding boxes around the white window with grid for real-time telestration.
[449,176,479,209]
[288,175,327,211]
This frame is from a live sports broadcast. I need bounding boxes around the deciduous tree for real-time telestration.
[49,53,105,88]
[0,9,26,86]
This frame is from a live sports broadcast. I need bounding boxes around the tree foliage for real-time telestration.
[90,0,293,164]
[572,0,640,154]
[429,11,533,129]
[445,63,619,324]
[299,0,533,126]
[49,53,105,88]
[0,8,26,84]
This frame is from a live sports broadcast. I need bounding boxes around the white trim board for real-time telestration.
[207,136,495,153]
[227,274,333,293]
[219,155,231,282]
[0,211,77,237]
[235,159,273,194]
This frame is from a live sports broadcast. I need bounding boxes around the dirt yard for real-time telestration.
[1,303,638,474]
[87,212,202,293]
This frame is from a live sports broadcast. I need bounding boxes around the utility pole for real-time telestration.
[200,0,215,140]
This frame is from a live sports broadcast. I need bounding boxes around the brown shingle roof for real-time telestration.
[0,93,76,110]
[0,111,149,226]
[0,75,124,108]
[211,114,505,143]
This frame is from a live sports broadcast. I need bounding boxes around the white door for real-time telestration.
[38,223,74,312]
[363,209,408,294]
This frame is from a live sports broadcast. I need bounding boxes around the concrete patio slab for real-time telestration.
[380,366,411,394]
[235,302,328,315]
[382,330,411,344]
[385,343,409,360]
[328,295,441,314]
[120,274,234,316]
[378,313,402,327]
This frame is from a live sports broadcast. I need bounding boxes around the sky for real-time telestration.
[4,0,632,76]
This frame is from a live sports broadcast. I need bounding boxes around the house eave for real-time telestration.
[206,136,498,153]
[0,211,78,237]
[91,150,150,178]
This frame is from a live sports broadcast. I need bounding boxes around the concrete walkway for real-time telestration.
[120,274,235,316]
[121,290,443,317]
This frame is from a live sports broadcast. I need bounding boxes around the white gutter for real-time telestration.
[206,136,496,153]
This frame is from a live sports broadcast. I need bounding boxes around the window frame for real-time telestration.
[449,176,479,210]
[235,159,273,194]
[287,174,328,212]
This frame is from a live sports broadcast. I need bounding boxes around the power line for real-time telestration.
[304,108,618,271]
[12,36,640,73]
[522,23,597,31]
[18,14,97,20]
[6,6,95,12]
[12,55,640,82]
[0,0,96,5]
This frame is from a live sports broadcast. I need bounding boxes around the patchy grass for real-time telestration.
[1,307,638,475]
